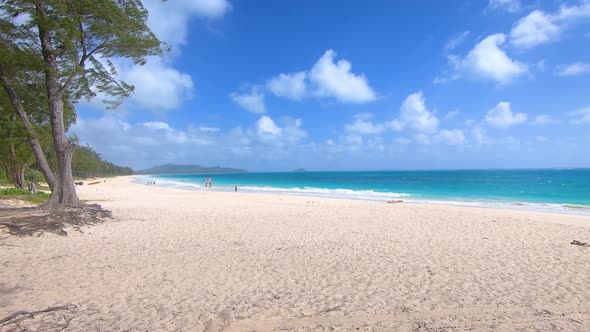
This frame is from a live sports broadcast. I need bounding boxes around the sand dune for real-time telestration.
[1,176,590,331]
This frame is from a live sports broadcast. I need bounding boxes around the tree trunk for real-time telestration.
[0,62,57,191]
[7,140,26,190]
[9,166,26,190]
[37,2,82,208]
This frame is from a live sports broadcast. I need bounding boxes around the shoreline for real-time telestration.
[134,174,590,218]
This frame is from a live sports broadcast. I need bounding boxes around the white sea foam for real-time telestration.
[237,186,410,200]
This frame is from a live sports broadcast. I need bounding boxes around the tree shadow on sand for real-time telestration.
[0,204,112,236]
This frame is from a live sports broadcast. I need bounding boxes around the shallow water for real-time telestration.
[142,169,590,215]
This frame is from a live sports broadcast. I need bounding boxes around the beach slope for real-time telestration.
[1,176,590,331]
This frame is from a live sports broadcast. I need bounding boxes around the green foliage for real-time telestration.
[1,0,163,108]
[25,168,46,183]
[0,187,50,204]
[72,145,132,178]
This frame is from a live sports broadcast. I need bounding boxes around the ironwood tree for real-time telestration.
[0,0,162,207]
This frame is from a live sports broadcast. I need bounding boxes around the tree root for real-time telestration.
[0,304,77,328]
[0,204,112,237]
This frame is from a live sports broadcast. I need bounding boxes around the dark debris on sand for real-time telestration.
[0,204,112,236]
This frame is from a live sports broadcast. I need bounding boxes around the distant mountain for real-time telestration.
[292,168,307,172]
[135,164,247,175]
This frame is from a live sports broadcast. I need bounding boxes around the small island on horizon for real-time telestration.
[292,168,307,172]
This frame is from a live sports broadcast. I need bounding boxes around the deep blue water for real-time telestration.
[144,169,590,214]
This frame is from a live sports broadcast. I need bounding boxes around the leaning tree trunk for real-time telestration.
[42,84,81,207]
[37,3,82,208]
[0,63,57,191]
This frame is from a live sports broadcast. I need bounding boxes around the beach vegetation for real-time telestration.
[0,0,162,208]
[0,188,50,204]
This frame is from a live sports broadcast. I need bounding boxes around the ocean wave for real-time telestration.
[237,186,410,200]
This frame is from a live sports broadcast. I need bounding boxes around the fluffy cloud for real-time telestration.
[510,2,590,49]
[345,113,385,135]
[117,58,194,111]
[447,34,527,84]
[393,92,439,134]
[555,62,590,76]
[309,50,377,103]
[256,116,282,136]
[488,0,521,13]
[485,102,527,128]
[510,10,561,48]
[571,107,590,124]
[264,50,376,104]
[266,72,307,100]
[230,88,266,114]
[143,0,231,48]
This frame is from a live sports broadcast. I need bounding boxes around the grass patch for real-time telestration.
[0,188,50,204]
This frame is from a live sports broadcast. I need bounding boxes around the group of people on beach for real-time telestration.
[203,177,238,192]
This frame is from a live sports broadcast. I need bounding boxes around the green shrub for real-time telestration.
[25,168,46,183]
[0,188,50,204]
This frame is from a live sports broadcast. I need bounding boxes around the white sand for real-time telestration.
[1,176,590,331]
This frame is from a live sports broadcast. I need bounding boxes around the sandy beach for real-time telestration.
[1,176,590,331]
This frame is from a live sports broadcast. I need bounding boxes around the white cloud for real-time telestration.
[488,0,521,13]
[230,88,265,114]
[308,50,376,103]
[510,10,560,48]
[555,62,590,76]
[393,92,439,134]
[448,34,527,84]
[81,57,194,112]
[535,136,548,142]
[534,114,557,125]
[71,114,309,170]
[345,113,385,135]
[143,0,231,48]
[266,72,307,100]
[485,102,527,128]
[256,116,282,136]
[434,129,467,145]
[571,107,590,124]
[510,2,590,49]
[444,31,471,51]
[117,58,194,111]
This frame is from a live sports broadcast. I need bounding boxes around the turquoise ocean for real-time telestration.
[141,169,590,215]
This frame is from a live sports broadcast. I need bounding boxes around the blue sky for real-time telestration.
[73,0,590,171]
